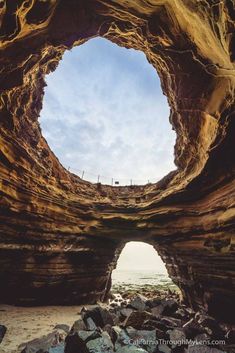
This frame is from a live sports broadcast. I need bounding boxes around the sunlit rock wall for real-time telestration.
[0,0,234,322]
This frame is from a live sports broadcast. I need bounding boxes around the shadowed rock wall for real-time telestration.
[0,0,234,322]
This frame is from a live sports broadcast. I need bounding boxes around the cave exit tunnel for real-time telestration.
[0,0,234,324]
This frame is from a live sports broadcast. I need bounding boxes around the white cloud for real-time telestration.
[40,38,176,185]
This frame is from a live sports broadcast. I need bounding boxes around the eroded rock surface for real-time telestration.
[0,0,234,322]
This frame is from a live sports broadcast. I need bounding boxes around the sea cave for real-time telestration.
[0,1,234,352]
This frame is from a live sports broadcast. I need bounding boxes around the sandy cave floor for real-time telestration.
[0,304,88,353]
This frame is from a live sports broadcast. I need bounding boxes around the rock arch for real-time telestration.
[0,0,234,322]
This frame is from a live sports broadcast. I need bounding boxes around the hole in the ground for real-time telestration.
[111,241,178,296]
[40,37,176,186]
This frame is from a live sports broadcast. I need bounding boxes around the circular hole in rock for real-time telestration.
[40,38,176,186]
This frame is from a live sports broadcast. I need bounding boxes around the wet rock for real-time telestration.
[162,299,179,316]
[110,313,119,326]
[109,325,121,345]
[123,310,153,329]
[20,331,64,353]
[0,325,7,344]
[126,327,157,353]
[65,339,86,353]
[128,294,147,311]
[65,330,100,353]
[72,330,99,342]
[167,328,186,348]
[151,299,179,319]
[71,319,87,332]
[103,324,113,336]
[151,304,165,318]
[114,327,132,351]
[86,331,114,353]
[158,344,172,353]
[86,317,97,331]
[119,308,134,320]
[115,327,154,353]
[82,306,114,328]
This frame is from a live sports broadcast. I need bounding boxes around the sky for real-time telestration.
[114,242,167,273]
[39,37,176,186]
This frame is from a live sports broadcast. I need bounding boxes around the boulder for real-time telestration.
[167,328,186,348]
[123,311,153,330]
[86,332,114,353]
[110,325,122,344]
[126,327,157,353]
[113,325,154,351]
[65,336,89,353]
[71,319,87,332]
[65,330,100,353]
[20,331,64,353]
[128,294,147,311]
[151,305,165,318]
[151,299,179,319]
[158,344,172,353]
[86,317,97,331]
[119,308,134,320]
[0,325,7,344]
[82,306,114,328]
[161,299,179,316]
[114,327,132,351]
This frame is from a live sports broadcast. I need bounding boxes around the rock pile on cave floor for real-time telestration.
[16,293,234,353]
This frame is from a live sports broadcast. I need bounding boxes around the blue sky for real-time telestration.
[40,37,176,185]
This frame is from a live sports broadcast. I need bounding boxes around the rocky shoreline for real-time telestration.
[1,290,233,353]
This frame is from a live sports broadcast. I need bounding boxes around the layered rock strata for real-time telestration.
[0,0,234,322]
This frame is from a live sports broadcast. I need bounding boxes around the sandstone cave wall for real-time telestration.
[0,0,234,322]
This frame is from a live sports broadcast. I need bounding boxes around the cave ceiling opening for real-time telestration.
[0,0,234,323]
[39,37,176,186]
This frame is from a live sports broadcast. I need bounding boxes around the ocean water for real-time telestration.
[111,269,177,291]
